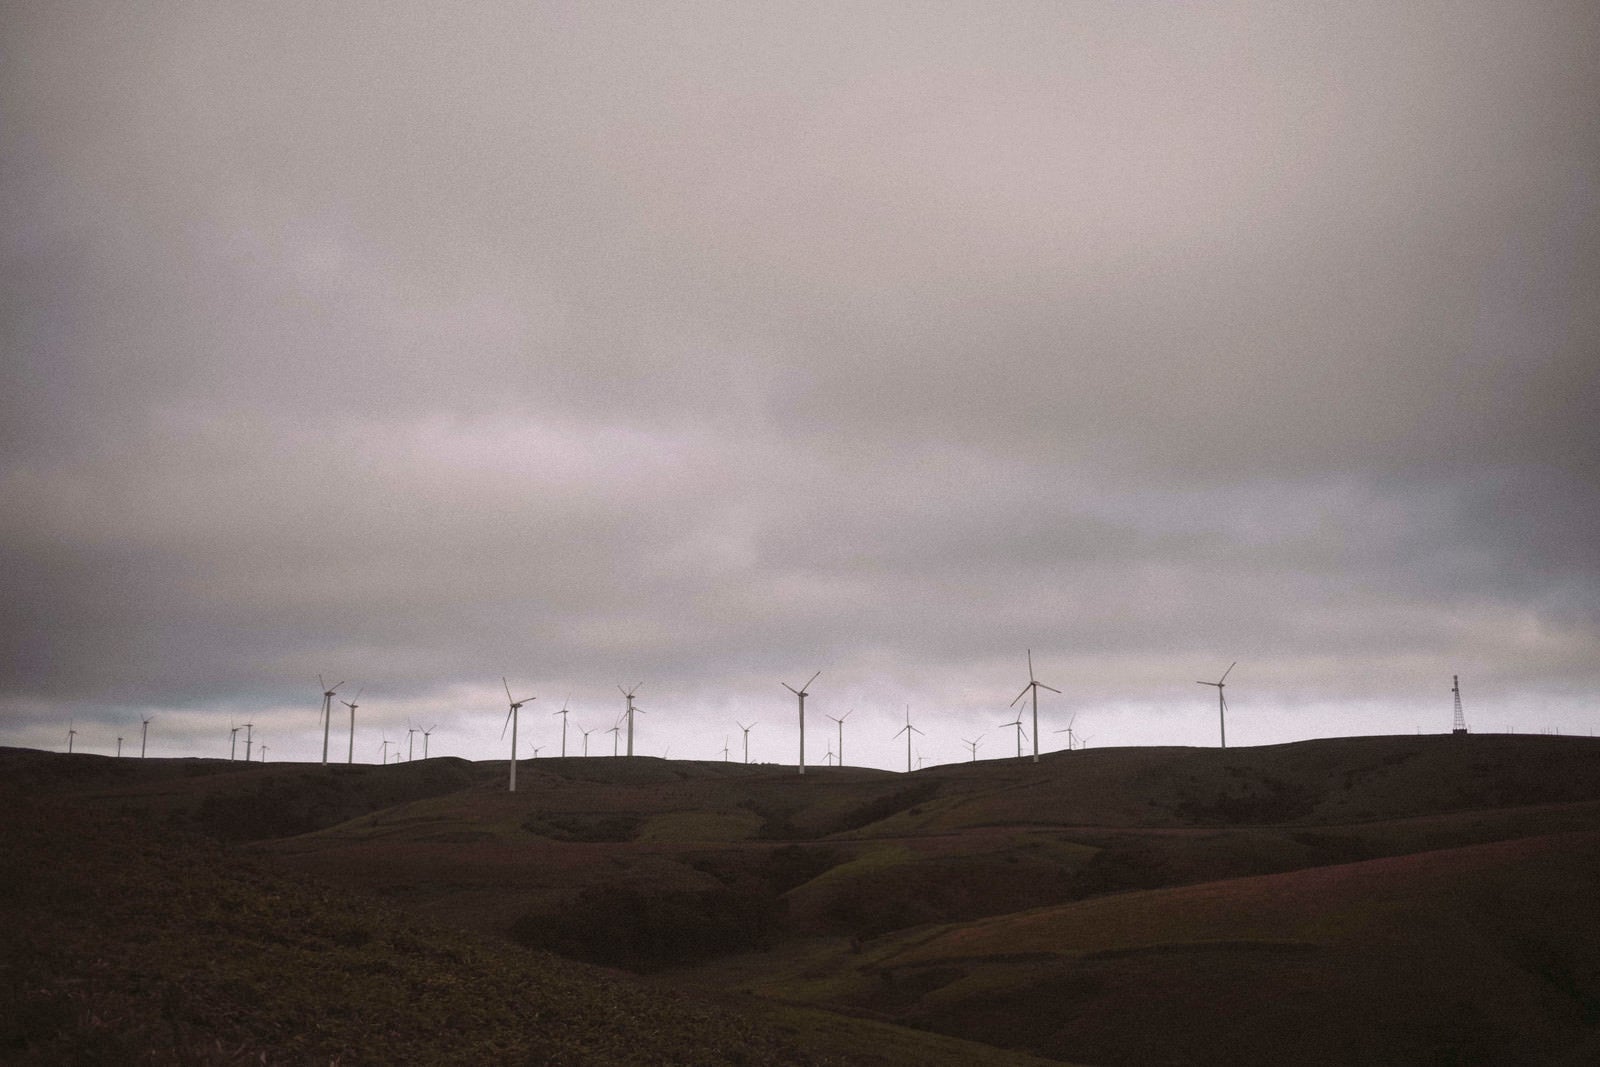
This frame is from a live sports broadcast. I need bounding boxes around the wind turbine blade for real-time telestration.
[782,683,799,695]
[1220,661,1237,684]
[331,680,345,693]
[505,677,514,702]
[352,687,364,703]
[911,725,925,735]
[1026,649,1035,681]
[892,725,908,738]
[1010,686,1031,707]
[803,670,821,691]
[1039,683,1062,694]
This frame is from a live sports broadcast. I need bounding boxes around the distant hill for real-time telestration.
[5,734,1599,1064]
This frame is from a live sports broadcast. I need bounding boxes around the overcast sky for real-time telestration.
[4,2,1596,770]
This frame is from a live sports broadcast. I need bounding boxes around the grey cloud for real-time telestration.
[3,2,1596,764]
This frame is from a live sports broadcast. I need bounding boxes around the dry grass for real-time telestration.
[8,734,1600,1065]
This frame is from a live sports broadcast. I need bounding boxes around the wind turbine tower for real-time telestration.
[578,725,595,756]
[342,689,364,764]
[1452,675,1468,735]
[892,706,923,773]
[116,735,123,758]
[619,684,642,757]
[737,721,756,764]
[503,679,535,792]
[243,722,254,762]
[422,724,437,758]
[229,724,240,761]
[318,676,345,764]
[999,714,1028,759]
[1011,650,1060,763]
[67,723,76,753]
[783,671,820,776]
[554,695,572,757]
[1198,662,1236,748]
[607,722,621,756]
[828,709,852,767]
[1054,714,1079,751]
[406,720,418,761]
[963,736,982,762]
[140,715,152,758]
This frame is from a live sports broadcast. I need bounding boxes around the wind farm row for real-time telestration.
[53,656,1499,778]
[49,651,1240,781]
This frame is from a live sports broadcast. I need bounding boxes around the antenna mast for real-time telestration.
[1451,675,1468,735]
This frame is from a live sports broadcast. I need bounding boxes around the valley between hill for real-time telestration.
[4,733,1598,1064]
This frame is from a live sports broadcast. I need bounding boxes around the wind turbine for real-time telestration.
[243,722,254,761]
[963,736,982,762]
[824,744,836,767]
[529,745,543,760]
[342,689,364,764]
[783,671,820,776]
[892,706,923,773]
[1198,662,1236,748]
[999,713,1028,758]
[721,736,731,762]
[827,709,852,767]
[139,714,153,758]
[259,743,268,763]
[607,721,621,756]
[406,719,418,762]
[318,676,345,764]
[578,724,595,756]
[1010,650,1059,764]
[1053,714,1079,751]
[619,684,643,757]
[421,724,437,759]
[67,722,76,753]
[553,695,572,757]
[503,678,535,792]
[229,723,240,761]
[737,721,756,764]
[116,735,124,758]
[378,734,393,764]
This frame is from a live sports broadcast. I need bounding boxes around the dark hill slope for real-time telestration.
[749,829,1600,1066]
[0,758,1063,1066]
[886,733,1600,833]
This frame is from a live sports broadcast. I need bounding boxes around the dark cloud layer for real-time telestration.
[3,2,1596,766]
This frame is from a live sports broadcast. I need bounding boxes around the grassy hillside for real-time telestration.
[741,830,1600,1065]
[7,734,1600,1064]
[0,752,1063,1066]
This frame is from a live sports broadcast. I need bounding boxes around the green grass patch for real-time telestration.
[637,809,762,842]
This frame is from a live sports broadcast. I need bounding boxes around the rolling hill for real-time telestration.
[4,733,1598,1064]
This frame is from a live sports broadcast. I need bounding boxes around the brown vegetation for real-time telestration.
[5,734,1599,1064]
